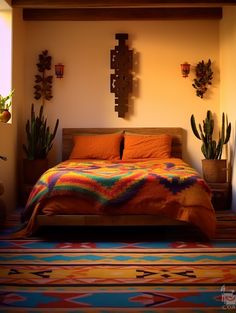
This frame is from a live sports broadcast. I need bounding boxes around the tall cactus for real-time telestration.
[190,110,231,159]
[23,104,59,160]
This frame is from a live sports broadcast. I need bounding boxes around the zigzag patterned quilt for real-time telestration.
[21,158,216,239]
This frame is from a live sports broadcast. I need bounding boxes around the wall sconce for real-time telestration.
[181,62,191,78]
[55,63,64,78]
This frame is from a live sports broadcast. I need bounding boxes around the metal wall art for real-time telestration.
[110,33,133,118]
[192,59,213,98]
[34,50,53,104]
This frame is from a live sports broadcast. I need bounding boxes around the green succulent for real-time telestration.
[190,110,231,159]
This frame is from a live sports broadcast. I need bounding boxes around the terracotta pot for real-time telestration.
[202,159,227,183]
[23,158,48,185]
[0,109,11,123]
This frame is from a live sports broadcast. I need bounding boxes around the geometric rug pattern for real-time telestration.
[0,210,236,312]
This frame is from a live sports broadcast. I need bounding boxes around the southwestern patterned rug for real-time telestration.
[0,210,236,312]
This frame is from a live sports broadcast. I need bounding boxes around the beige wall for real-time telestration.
[220,7,236,210]
[2,11,234,212]
[2,8,236,213]
[23,20,220,174]
[10,14,236,207]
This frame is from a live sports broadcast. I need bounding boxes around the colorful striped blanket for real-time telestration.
[21,158,216,239]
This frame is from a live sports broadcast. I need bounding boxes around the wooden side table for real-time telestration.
[208,182,231,211]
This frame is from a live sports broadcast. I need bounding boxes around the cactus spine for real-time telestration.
[190,110,231,159]
[23,104,59,160]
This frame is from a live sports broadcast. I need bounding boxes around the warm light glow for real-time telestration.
[55,63,64,78]
[0,10,12,123]
[181,62,191,78]
[0,11,12,95]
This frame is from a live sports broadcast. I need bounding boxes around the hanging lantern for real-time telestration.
[55,63,64,78]
[181,62,191,78]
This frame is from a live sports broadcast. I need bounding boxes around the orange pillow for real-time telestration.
[122,133,172,160]
[69,133,123,160]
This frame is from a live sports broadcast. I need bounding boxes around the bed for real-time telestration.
[19,127,216,239]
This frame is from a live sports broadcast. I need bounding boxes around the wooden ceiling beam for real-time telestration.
[23,7,222,21]
[12,0,236,9]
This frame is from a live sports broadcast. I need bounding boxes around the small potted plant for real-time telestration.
[0,89,14,123]
[190,110,231,183]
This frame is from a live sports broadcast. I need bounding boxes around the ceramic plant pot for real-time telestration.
[0,109,11,123]
[202,159,227,183]
[23,158,48,185]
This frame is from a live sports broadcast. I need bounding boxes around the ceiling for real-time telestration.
[10,1,236,8]
[0,0,11,10]
[9,0,236,20]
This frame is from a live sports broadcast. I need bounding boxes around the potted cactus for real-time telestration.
[22,103,59,184]
[190,110,231,183]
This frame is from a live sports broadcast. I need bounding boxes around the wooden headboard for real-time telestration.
[62,127,183,161]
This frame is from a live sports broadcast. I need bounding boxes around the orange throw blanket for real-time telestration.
[21,158,216,239]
